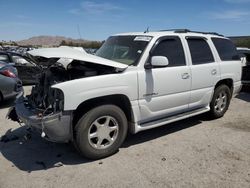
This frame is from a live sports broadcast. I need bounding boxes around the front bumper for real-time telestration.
[9,96,72,142]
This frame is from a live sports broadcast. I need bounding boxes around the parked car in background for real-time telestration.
[0,61,22,103]
[0,51,41,84]
[237,47,250,85]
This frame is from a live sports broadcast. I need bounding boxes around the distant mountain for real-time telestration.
[229,36,250,48]
[15,35,250,48]
[229,36,250,40]
[16,35,95,47]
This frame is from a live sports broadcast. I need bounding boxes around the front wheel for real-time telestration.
[209,85,231,118]
[75,105,128,159]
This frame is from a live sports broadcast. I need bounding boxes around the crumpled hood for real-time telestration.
[28,46,128,69]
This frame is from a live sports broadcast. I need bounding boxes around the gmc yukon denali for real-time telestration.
[8,29,242,159]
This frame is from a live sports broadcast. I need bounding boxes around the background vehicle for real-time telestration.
[9,30,242,159]
[0,51,41,85]
[0,61,22,103]
[237,47,250,86]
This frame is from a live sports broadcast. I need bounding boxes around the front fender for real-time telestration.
[52,70,138,111]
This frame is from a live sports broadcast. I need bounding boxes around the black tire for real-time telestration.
[209,85,231,119]
[75,104,128,159]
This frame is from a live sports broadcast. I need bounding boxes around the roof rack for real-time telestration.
[159,29,190,33]
[159,29,224,37]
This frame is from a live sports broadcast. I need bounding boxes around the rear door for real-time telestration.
[186,37,220,110]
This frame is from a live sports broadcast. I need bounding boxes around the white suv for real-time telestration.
[9,29,242,159]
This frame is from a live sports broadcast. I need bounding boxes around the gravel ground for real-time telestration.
[0,86,249,188]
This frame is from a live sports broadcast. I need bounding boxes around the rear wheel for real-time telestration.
[74,104,128,159]
[209,85,231,118]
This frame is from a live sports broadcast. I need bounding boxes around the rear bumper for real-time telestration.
[242,80,250,85]
[2,78,23,100]
[242,66,250,85]
[4,91,19,100]
[10,96,72,142]
[233,81,242,96]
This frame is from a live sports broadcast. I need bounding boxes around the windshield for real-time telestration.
[96,35,152,65]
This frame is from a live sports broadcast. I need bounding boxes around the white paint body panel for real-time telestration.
[138,66,191,123]
[45,31,241,133]
[52,67,138,110]
[28,46,128,69]
[189,63,220,109]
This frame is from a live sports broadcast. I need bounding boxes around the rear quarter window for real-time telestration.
[0,54,9,62]
[212,38,240,61]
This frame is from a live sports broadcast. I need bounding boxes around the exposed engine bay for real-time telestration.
[27,59,117,115]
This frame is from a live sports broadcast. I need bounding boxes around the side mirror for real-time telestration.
[151,56,169,68]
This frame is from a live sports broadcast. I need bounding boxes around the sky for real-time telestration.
[0,0,250,41]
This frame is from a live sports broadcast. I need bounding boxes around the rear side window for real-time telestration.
[152,37,186,67]
[0,54,9,62]
[187,37,214,65]
[12,55,33,66]
[212,38,240,61]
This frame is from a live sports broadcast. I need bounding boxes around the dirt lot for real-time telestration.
[0,86,250,188]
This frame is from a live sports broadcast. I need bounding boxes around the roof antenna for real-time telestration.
[77,24,82,39]
[144,27,149,33]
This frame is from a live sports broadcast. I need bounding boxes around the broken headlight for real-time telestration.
[48,88,64,112]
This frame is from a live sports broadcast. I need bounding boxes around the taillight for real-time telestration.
[0,70,16,78]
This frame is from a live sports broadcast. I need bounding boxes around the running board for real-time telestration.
[135,107,210,133]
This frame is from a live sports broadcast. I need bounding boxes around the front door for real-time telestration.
[138,36,191,124]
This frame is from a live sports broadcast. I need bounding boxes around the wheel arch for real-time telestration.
[215,78,233,95]
[72,94,134,136]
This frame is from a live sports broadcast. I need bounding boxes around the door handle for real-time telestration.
[211,69,217,75]
[182,73,190,79]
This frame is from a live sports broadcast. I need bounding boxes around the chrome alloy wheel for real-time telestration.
[88,116,119,149]
[214,91,228,113]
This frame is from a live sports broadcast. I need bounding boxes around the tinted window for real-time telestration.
[212,38,240,61]
[187,38,214,65]
[12,55,34,66]
[0,54,9,62]
[152,37,186,67]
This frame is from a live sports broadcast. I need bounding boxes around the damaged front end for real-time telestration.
[8,97,72,142]
[7,62,73,142]
[8,47,127,142]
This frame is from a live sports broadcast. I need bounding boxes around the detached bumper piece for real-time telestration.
[8,97,72,142]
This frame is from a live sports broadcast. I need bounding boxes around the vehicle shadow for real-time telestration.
[123,114,206,148]
[0,114,208,172]
[0,98,15,109]
[236,92,250,102]
[0,127,90,172]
